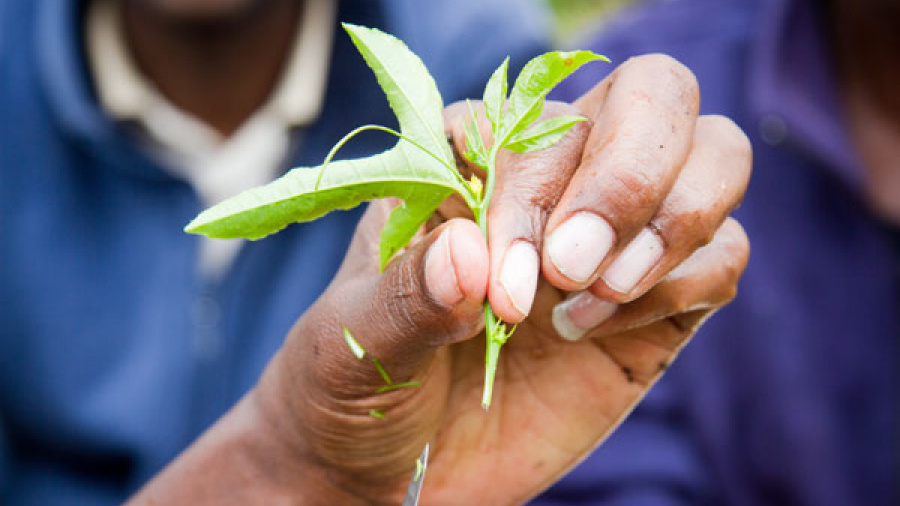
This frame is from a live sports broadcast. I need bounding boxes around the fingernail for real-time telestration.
[499,241,539,316]
[602,227,664,294]
[552,291,617,341]
[425,229,463,307]
[547,212,615,284]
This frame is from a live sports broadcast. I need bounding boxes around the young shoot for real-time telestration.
[185,23,606,410]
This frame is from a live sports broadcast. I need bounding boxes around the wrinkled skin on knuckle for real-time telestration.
[626,54,700,114]
[603,152,661,219]
[281,283,451,488]
[491,101,590,232]
[654,195,720,253]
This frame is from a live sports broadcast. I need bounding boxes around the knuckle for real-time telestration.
[721,284,739,304]
[661,207,718,252]
[607,165,659,215]
[722,218,751,272]
[542,100,584,118]
[711,218,750,287]
[628,54,700,111]
[699,115,753,162]
[664,289,691,315]
[670,190,721,248]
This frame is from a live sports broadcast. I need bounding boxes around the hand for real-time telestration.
[253,55,751,506]
[128,54,750,506]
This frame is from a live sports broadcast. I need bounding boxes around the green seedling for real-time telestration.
[185,23,606,409]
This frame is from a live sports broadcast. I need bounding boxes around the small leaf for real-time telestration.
[343,326,366,360]
[483,57,509,133]
[376,381,421,393]
[462,100,489,170]
[505,115,586,154]
[463,119,487,168]
[371,358,394,386]
[368,409,386,419]
[502,50,608,143]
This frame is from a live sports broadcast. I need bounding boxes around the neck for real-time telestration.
[120,0,303,136]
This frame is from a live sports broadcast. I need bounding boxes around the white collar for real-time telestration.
[86,0,336,130]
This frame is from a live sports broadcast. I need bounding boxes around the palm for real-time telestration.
[418,279,686,505]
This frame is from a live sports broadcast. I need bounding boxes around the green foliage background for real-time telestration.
[545,0,636,45]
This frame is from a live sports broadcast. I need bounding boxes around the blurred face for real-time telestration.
[125,0,280,21]
[828,0,900,119]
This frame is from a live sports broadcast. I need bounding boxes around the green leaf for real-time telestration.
[378,191,448,270]
[343,326,366,360]
[185,149,457,240]
[371,358,394,386]
[501,50,608,143]
[185,24,465,267]
[505,115,586,154]
[376,381,421,393]
[342,24,453,166]
[483,57,509,133]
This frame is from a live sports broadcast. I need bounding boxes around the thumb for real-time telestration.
[293,216,489,397]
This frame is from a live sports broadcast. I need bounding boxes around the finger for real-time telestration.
[484,102,590,323]
[294,214,489,398]
[591,114,752,301]
[542,54,701,291]
[552,217,749,342]
[443,100,591,322]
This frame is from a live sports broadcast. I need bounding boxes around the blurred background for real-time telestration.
[545,0,636,44]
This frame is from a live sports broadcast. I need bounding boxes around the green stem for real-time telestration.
[478,144,507,410]
[482,303,503,409]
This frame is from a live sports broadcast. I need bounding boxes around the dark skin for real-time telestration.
[827,0,900,223]
[121,0,302,136]
[113,0,754,504]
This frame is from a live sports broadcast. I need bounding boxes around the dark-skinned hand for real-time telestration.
[129,55,751,506]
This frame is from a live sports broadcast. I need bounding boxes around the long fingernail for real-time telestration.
[547,212,615,283]
[499,241,539,316]
[552,291,617,341]
[602,227,664,294]
[425,229,463,307]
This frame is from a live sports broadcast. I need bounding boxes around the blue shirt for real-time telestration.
[0,1,546,504]
[542,0,897,505]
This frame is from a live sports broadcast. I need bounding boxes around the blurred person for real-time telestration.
[0,0,752,504]
[541,0,898,504]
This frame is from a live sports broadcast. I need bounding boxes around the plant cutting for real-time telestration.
[185,23,606,409]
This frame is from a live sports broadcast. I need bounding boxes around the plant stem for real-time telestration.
[477,144,508,410]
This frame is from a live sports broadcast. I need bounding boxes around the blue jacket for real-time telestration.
[0,1,546,504]
[544,0,897,505]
